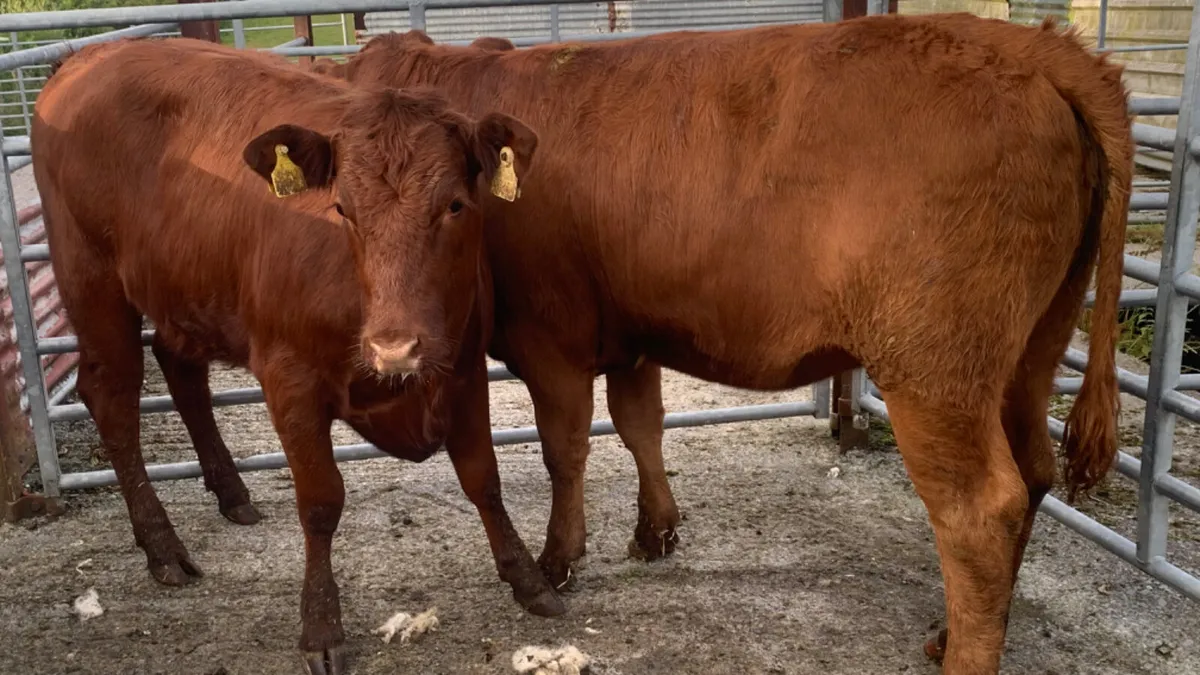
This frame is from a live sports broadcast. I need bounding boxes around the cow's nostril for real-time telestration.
[369,338,421,374]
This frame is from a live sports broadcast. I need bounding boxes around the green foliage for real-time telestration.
[1078,305,1200,369]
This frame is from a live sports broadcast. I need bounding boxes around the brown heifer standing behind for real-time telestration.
[32,37,559,675]
[336,14,1132,674]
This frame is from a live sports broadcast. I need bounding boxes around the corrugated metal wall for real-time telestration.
[363,0,826,43]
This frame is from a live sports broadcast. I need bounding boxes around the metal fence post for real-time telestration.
[550,4,561,42]
[828,0,896,450]
[812,377,831,420]
[410,1,427,31]
[1137,0,1200,565]
[1097,0,1109,50]
[822,0,843,23]
[0,143,59,498]
[232,18,247,49]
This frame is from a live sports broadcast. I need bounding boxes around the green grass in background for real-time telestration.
[220,14,355,50]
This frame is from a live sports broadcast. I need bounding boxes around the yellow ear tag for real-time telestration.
[270,144,307,198]
[489,146,519,202]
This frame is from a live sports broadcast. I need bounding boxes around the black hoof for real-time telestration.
[221,502,263,526]
[924,627,948,663]
[302,646,346,675]
[517,584,567,618]
[628,525,680,562]
[149,555,203,586]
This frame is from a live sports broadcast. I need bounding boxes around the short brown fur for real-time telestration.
[31,37,560,675]
[339,13,1131,674]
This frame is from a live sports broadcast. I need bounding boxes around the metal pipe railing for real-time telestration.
[0,22,177,72]
[57,400,819,490]
[0,0,593,33]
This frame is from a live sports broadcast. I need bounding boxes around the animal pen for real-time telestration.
[0,0,1198,616]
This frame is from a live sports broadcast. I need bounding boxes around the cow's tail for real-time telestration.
[1035,17,1133,501]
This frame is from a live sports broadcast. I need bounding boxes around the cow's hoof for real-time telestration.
[536,555,578,592]
[516,584,567,618]
[924,628,948,663]
[628,523,680,562]
[149,554,203,586]
[221,502,263,526]
[301,646,346,675]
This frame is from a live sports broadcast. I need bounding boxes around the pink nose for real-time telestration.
[369,338,420,375]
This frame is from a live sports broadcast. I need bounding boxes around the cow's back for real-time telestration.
[352,18,1094,386]
[33,38,361,365]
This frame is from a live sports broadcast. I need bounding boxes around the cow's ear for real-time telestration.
[468,112,538,202]
[242,124,336,198]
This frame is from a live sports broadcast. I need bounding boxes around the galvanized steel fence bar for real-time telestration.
[0,0,1197,607]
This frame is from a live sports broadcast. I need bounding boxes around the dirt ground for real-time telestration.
[0,337,1198,675]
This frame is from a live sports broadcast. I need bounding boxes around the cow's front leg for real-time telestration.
[260,356,346,675]
[446,361,566,616]
[523,356,595,590]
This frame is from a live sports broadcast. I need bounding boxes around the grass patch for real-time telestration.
[1048,394,1073,419]
[1126,222,1165,254]
[220,14,355,50]
[868,416,897,451]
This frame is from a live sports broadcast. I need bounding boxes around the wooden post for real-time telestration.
[829,0,895,451]
[294,15,314,66]
[0,374,29,522]
[0,365,59,522]
[353,12,367,45]
[841,0,898,18]
[177,0,221,43]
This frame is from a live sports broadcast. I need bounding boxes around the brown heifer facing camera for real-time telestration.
[31,37,555,675]
[335,14,1132,674]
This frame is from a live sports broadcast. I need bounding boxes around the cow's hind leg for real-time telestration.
[886,391,1026,675]
[60,253,201,585]
[926,258,1091,663]
[606,361,681,561]
[152,337,261,525]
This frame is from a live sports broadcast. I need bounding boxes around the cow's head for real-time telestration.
[242,87,537,379]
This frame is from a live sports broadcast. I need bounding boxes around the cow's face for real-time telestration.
[242,88,537,379]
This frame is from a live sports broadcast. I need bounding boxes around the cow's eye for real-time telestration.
[334,203,346,217]
[448,199,464,215]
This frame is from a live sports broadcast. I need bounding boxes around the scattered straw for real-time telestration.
[511,644,591,674]
[373,606,439,645]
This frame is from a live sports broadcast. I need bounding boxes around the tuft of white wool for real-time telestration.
[511,644,592,675]
[373,606,439,645]
[72,588,103,621]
